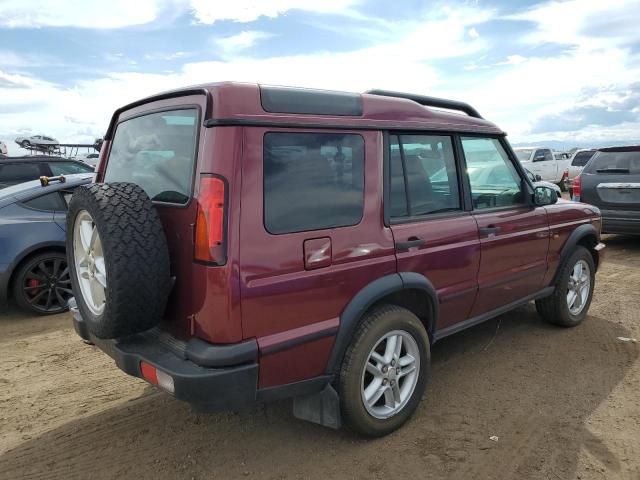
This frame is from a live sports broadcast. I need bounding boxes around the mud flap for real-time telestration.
[293,384,341,429]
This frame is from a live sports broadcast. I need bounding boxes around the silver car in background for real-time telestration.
[15,135,59,152]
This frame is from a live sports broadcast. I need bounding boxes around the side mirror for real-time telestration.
[534,186,558,206]
[535,174,542,181]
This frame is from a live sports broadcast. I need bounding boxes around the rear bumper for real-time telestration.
[71,306,259,410]
[601,210,640,235]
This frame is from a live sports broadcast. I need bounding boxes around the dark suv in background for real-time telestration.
[573,145,640,234]
[0,156,94,189]
[67,83,604,436]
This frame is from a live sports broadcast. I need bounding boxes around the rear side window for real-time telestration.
[50,162,94,175]
[585,151,640,174]
[571,151,595,167]
[0,163,42,183]
[389,134,460,219]
[264,132,364,234]
[104,108,198,204]
[22,192,67,212]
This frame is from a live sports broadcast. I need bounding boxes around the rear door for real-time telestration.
[388,133,480,331]
[99,97,207,340]
[580,150,640,209]
[239,128,396,388]
[461,137,549,316]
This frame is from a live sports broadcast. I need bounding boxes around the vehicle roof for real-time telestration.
[597,145,640,152]
[107,82,504,139]
[0,155,84,163]
[0,173,92,208]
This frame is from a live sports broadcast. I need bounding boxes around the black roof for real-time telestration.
[0,155,87,163]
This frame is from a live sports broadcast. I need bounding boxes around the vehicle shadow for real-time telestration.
[1,306,637,480]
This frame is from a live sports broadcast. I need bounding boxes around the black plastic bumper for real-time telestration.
[71,306,259,410]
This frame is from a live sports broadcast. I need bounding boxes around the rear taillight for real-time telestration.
[194,175,227,264]
[572,175,581,201]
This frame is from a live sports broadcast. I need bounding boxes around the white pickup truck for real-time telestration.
[514,147,570,191]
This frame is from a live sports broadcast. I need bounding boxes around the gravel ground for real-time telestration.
[1,234,639,480]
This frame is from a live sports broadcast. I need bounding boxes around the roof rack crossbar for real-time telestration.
[364,89,483,119]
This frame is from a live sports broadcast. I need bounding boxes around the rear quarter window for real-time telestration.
[104,108,198,204]
[263,132,365,234]
[585,151,640,174]
[0,163,43,183]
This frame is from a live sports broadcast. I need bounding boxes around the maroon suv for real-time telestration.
[68,83,604,436]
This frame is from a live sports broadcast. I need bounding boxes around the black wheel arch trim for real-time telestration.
[325,272,439,375]
[552,223,600,284]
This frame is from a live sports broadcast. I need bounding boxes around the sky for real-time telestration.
[1,0,640,154]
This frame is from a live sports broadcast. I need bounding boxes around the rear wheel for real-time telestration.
[536,246,595,327]
[12,251,73,315]
[339,305,430,437]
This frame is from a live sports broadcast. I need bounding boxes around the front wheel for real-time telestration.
[339,305,430,437]
[536,246,595,327]
[21,140,30,148]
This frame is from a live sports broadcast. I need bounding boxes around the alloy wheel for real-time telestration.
[73,210,107,315]
[22,257,73,313]
[567,259,590,315]
[361,330,421,419]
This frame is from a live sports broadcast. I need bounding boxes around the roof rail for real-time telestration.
[364,89,483,119]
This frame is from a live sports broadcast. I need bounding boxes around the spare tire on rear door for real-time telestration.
[66,183,171,339]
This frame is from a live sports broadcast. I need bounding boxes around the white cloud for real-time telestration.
[1,2,640,150]
[214,31,274,55]
[189,0,360,24]
[467,27,479,39]
[506,0,640,49]
[0,0,172,29]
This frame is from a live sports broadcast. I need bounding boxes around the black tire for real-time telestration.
[66,183,171,339]
[12,251,72,315]
[21,140,30,148]
[339,305,430,437]
[535,246,595,327]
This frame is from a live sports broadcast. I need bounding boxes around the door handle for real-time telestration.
[479,226,501,236]
[395,238,426,250]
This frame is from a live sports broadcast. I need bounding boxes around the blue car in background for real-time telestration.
[0,174,92,314]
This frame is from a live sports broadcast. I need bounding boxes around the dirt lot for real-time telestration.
[1,235,639,480]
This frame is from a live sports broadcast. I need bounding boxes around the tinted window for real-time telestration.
[572,151,595,167]
[462,137,523,209]
[389,134,460,218]
[104,109,198,204]
[544,150,554,161]
[264,132,364,234]
[0,163,42,183]
[585,151,640,174]
[22,192,67,212]
[50,162,94,175]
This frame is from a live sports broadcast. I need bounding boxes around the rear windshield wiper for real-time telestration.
[596,168,630,173]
